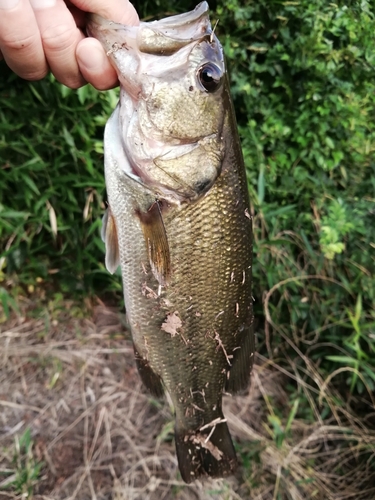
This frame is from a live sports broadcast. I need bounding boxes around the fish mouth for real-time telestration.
[87,2,212,56]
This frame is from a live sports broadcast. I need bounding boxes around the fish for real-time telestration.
[87,1,254,483]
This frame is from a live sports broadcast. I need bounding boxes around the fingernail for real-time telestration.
[29,0,56,9]
[0,0,21,9]
[77,44,106,72]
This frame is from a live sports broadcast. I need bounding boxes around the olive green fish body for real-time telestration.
[89,2,254,482]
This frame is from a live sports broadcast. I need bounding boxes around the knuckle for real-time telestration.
[0,31,48,80]
[0,31,40,52]
[41,24,77,52]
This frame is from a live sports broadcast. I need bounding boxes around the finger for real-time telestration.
[31,0,86,88]
[0,0,48,80]
[76,37,118,90]
[74,1,139,90]
[69,0,139,25]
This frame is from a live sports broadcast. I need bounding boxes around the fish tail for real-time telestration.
[175,418,237,483]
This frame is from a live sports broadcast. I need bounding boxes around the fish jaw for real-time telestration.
[87,4,226,203]
[86,16,141,101]
[87,2,211,55]
[86,2,211,101]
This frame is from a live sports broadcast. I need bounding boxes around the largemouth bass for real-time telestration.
[88,2,254,483]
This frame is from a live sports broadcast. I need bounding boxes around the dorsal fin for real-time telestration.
[137,201,171,286]
[101,206,120,274]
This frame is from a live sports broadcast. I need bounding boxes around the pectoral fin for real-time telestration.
[101,206,120,274]
[137,201,171,286]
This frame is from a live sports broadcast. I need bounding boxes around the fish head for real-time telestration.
[88,2,227,203]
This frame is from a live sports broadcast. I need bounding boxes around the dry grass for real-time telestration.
[0,299,374,500]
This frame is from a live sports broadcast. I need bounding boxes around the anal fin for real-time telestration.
[136,200,171,286]
[134,346,164,398]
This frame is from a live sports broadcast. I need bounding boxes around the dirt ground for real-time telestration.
[1,299,374,500]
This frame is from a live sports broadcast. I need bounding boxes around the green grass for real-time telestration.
[0,428,43,497]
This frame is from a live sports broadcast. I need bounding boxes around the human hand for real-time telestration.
[0,0,139,89]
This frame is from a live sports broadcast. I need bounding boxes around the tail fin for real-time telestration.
[175,419,237,483]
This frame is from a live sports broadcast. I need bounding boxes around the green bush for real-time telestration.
[0,71,120,293]
[0,1,374,394]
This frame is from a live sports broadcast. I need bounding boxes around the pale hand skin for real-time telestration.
[0,0,139,89]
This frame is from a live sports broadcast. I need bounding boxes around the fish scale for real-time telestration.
[88,2,254,483]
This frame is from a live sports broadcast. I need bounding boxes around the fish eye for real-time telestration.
[197,63,223,93]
